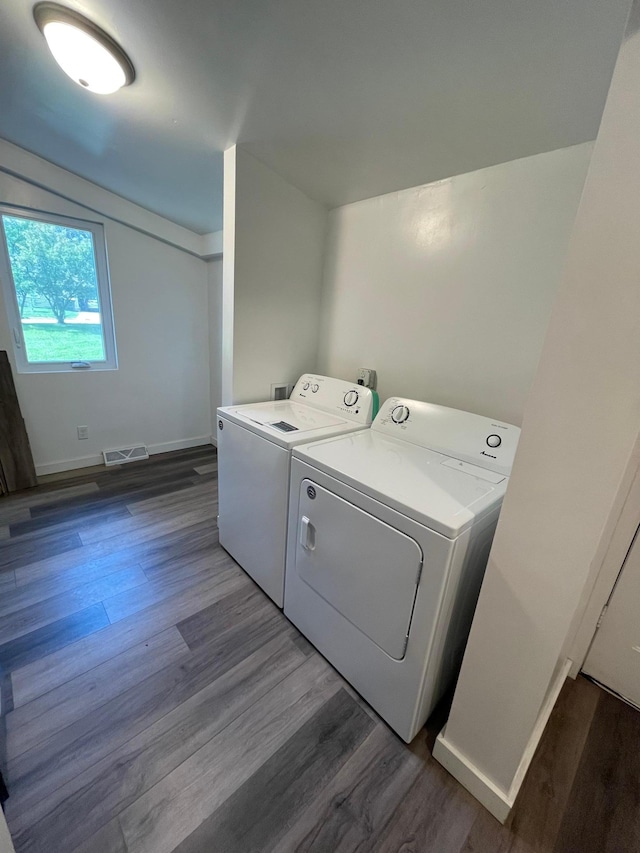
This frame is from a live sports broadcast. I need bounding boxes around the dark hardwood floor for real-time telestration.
[0,445,638,852]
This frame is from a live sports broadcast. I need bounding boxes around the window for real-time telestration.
[0,208,117,372]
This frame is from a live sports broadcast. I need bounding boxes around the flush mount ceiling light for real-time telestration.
[33,3,135,94]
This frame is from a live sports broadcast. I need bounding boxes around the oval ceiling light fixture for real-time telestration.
[33,3,135,94]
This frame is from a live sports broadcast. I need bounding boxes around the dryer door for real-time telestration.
[295,479,423,660]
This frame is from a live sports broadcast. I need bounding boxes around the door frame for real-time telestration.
[567,431,640,676]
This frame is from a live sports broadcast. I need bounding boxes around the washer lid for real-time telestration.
[293,429,508,537]
[218,400,362,447]
[228,401,344,432]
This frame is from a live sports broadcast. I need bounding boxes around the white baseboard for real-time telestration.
[35,435,213,477]
[0,806,16,853]
[433,657,572,823]
[147,436,213,456]
[36,453,104,477]
[432,736,513,823]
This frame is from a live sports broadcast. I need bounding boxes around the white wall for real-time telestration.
[208,257,223,428]
[222,147,327,405]
[434,0,640,819]
[0,810,15,853]
[0,168,212,475]
[0,139,222,259]
[317,144,592,425]
[221,147,236,408]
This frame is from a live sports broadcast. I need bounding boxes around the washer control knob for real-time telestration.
[312,383,319,393]
[303,382,310,390]
[391,404,410,424]
[486,434,502,448]
[343,390,359,407]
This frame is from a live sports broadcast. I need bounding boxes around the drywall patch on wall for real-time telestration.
[317,142,593,425]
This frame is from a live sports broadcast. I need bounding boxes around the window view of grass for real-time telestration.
[22,324,106,362]
[2,215,106,363]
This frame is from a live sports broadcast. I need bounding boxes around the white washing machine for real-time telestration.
[216,374,377,607]
[284,397,520,741]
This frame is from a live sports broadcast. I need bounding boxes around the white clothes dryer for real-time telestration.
[284,397,520,741]
[216,375,377,607]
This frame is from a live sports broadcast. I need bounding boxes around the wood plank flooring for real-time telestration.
[0,445,638,852]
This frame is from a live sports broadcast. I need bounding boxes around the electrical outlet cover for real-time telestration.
[356,368,376,389]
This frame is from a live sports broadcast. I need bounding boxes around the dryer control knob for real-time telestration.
[486,434,502,448]
[391,404,410,424]
[344,390,359,407]
[303,382,310,390]
[312,384,319,393]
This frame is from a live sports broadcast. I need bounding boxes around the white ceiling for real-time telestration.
[0,0,631,234]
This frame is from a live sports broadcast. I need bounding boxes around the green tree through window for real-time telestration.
[3,217,99,325]
[0,210,117,371]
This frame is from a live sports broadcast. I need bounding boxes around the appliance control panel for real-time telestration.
[373,397,520,476]
[290,374,374,424]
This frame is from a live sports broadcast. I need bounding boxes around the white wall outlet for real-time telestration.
[77,425,89,440]
[357,368,377,389]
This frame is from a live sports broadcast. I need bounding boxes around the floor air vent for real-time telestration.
[103,445,149,466]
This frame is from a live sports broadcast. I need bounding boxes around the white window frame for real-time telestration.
[0,206,118,373]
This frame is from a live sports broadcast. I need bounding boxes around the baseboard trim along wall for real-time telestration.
[432,736,514,823]
[34,436,213,476]
[433,657,572,823]
[0,807,16,853]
